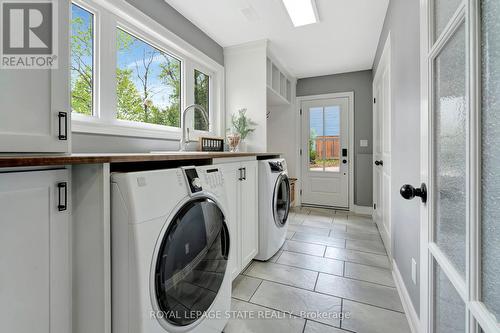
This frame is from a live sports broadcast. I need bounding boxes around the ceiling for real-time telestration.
[165,0,389,78]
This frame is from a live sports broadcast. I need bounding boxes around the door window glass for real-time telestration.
[434,261,466,333]
[480,0,500,320]
[433,23,467,277]
[309,106,340,172]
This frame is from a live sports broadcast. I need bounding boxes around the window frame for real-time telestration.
[71,0,224,141]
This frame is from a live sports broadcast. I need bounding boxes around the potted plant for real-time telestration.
[227,108,257,152]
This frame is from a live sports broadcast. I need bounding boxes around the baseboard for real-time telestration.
[376,221,392,258]
[352,205,373,216]
[392,260,421,333]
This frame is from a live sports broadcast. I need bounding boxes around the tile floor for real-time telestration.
[224,207,411,333]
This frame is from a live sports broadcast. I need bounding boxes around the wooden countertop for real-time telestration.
[0,152,281,168]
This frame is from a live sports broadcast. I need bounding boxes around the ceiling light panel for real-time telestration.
[282,0,319,27]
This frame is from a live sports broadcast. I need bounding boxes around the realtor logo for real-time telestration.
[1,1,58,68]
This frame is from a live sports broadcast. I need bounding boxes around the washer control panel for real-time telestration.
[183,168,203,194]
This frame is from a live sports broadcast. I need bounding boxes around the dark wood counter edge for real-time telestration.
[0,152,282,168]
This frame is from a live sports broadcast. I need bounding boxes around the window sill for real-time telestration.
[72,116,182,141]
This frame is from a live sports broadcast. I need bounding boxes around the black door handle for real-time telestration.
[400,183,427,203]
[375,160,384,166]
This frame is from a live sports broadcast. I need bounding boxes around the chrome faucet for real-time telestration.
[180,104,209,151]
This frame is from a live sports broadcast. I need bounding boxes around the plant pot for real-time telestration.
[227,133,241,152]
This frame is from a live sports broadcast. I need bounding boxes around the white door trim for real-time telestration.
[297,92,355,210]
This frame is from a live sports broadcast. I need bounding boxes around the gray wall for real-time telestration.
[125,0,223,65]
[373,0,421,314]
[297,70,373,207]
[73,0,224,153]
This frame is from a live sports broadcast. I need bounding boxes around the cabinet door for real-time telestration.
[220,163,241,280]
[0,169,71,333]
[0,0,70,152]
[240,161,258,268]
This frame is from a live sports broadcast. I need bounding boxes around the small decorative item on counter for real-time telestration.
[199,136,224,152]
[227,108,257,152]
[227,133,241,152]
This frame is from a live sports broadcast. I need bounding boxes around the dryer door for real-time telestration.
[152,197,229,327]
[273,173,291,228]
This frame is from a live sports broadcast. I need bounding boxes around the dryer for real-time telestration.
[111,166,231,333]
[255,158,291,261]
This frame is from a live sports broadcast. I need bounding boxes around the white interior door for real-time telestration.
[419,0,500,332]
[373,38,392,255]
[301,97,349,208]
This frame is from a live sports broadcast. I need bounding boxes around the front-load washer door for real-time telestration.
[273,173,291,228]
[152,197,230,328]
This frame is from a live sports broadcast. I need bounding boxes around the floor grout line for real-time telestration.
[238,297,346,331]
[247,278,264,302]
[240,271,404,314]
[229,210,407,332]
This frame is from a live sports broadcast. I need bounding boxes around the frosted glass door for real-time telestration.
[481,0,500,323]
[422,0,500,332]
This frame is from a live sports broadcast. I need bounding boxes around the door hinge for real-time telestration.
[373,203,376,210]
[300,189,303,195]
[299,149,302,156]
[373,98,376,104]
[300,109,302,115]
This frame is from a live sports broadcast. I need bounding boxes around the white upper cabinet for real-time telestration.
[266,56,293,106]
[0,0,70,153]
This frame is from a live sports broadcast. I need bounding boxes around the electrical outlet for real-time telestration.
[411,258,417,285]
[360,139,368,147]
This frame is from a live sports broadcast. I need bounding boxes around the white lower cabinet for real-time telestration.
[0,169,71,333]
[220,160,258,280]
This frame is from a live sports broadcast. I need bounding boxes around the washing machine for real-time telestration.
[111,165,231,333]
[255,158,291,261]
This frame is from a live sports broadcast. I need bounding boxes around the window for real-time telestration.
[71,4,94,116]
[194,69,210,131]
[116,28,182,127]
[70,0,222,140]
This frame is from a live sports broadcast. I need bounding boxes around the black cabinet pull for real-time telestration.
[243,167,247,180]
[58,112,68,140]
[400,183,427,203]
[238,168,243,181]
[375,160,384,166]
[57,182,68,211]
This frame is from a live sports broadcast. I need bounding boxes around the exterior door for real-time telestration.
[301,97,350,208]
[419,0,500,332]
[373,36,392,256]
